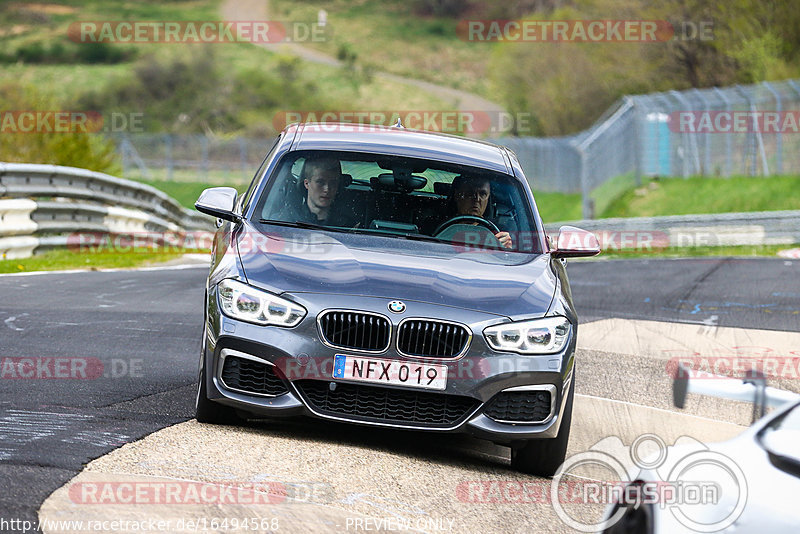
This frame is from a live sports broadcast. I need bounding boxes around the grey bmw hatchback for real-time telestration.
[194,122,599,476]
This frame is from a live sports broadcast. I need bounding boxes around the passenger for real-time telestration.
[444,175,513,249]
[277,156,352,225]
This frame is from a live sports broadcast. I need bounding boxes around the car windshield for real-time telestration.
[253,150,541,253]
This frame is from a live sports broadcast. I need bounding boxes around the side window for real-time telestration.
[239,135,280,213]
[259,155,305,220]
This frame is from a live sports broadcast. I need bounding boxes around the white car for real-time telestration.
[603,366,800,533]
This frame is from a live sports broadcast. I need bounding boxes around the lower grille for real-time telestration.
[295,380,478,427]
[221,356,289,397]
[483,390,552,423]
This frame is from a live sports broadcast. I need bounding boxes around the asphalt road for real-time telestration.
[0,257,797,530]
[0,266,207,528]
[569,257,799,331]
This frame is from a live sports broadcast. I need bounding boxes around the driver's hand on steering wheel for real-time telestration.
[495,231,512,249]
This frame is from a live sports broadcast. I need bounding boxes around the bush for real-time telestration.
[0,84,120,174]
[75,45,343,136]
[11,40,133,65]
[16,42,46,63]
[413,0,471,17]
[75,41,129,64]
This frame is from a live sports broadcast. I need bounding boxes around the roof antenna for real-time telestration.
[392,117,404,128]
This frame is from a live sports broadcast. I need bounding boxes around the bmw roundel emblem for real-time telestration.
[388,300,406,313]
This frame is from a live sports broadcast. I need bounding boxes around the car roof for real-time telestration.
[289,122,513,175]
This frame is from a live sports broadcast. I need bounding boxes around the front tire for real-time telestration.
[195,364,242,425]
[510,371,575,477]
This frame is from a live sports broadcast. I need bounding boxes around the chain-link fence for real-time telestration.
[111,79,800,218]
[496,78,800,218]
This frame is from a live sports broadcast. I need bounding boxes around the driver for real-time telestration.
[444,175,513,249]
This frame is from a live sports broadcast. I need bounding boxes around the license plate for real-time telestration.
[332,355,447,391]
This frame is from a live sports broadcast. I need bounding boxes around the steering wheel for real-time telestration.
[434,215,500,236]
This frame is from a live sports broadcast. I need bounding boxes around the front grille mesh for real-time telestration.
[397,320,470,358]
[319,311,390,352]
[221,356,289,396]
[483,390,552,423]
[296,380,478,427]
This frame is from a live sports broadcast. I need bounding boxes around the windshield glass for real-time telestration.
[253,150,541,253]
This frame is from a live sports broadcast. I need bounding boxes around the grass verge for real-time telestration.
[602,175,800,218]
[534,190,583,224]
[0,248,205,274]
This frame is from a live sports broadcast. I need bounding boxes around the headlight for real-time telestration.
[483,316,571,354]
[217,279,306,327]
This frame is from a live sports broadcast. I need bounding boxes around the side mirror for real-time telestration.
[195,187,240,222]
[551,225,600,258]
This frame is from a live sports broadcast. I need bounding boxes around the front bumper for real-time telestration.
[202,292,575,444]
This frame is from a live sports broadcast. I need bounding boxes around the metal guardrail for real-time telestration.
[4,164,796,260]
[545,210,800,250]
[0,163,212,259]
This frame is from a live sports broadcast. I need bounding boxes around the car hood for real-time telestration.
[237,223,557,318]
